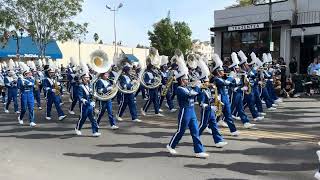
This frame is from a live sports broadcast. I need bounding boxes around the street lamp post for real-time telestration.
[106,3,123,57]
[11,28,24,61]
[268,0,273,52]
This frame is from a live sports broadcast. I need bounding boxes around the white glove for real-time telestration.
[211,106,217,112]
[201,103,208,108]
[90,102,95,108]
[51,89,56,93]
[241,86,248,91]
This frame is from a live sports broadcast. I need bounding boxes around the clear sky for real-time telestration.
[75,0,236,47]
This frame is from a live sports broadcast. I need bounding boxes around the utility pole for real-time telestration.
[269,0,273,52]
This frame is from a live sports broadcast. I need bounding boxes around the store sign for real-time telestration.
[228,23,264,31]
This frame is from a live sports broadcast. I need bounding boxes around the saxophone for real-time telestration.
[53,78,61,96]
[213,85,223,117]
[243,75,252,95]
[161,71,174,96]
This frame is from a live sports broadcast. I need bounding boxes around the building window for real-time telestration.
[222,29,280,60]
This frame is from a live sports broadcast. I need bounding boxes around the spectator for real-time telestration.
[278,57,287,89]
[283,77,297,98]
[289,57,298,76]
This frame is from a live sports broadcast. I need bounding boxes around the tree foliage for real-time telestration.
[148,16,192,56]
[1,0,88,58]
[94,33,99,43]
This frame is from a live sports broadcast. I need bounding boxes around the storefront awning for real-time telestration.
[0,36,62,59]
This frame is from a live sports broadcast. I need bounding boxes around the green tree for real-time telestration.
[2,0,88,58]
[148,15,192,56]
[94,33,99,43]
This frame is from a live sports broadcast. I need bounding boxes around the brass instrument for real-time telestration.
[243,75,252,95]
[214,85,223,117]
[161,71,175,96]
[53,78,61,96]
[116,70,140,94]
[34,79,41,91]
[90,49,119,100]
[139,68,162,89]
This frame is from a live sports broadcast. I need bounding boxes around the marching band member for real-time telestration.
[0,64,6,104]
[30,61,42,110]
[68,62,81,115]
[75,62,100,137]
[159,55,176,112]
[238,51,264,121]
[166,56,209,158]
[197,58,228,148]
[255,55,277,111]
[170,49,183,101]
[17,62,36,126]
[211,54,239,136]
[43,61,66,121]
[229,52,255,129]
[116,58,141,122]
[4,59,19,114]
[141,47,163,117]
[66,57,77,94]
[264,53,283,104]
[95,71,118,130]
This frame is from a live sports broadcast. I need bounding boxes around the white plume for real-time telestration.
[238,50,248,64]
[212,54,223,70]
[249,52,258,65]
[197,59,210,79]
[229,52,240,68]
[160,56,168,66]
[8,59,14,70]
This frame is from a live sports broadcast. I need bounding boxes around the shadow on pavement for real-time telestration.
[185,162,316,175]
[63,151,195,162]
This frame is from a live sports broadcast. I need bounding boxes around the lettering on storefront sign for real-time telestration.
[7,54,51,58]
[228,23,264,31]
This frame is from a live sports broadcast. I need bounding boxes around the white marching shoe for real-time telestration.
[195,152,209,158]
[68,110,75,115]
[158,108,163,112]
[30,122,37,127]
[92,132,101,137]
[214,141,228,148]
[75,128,82,136]
[259,112,266,116]
[232,115,241,120]
[253,116,264,121]
[317,150,320,162]
[272,104,278,107]
[38,107,42,110]
[4,109,9,113]
[267,107,277,111]
[17,117,23,125]
[58,115,66,121]
[205,127,212,134]
[170,108,177,113]
[166,145,178,155]
[132,119,142,122]
[111,125,119,130]
[230,131,240,137]
[45,117,52,120]
[156,113,164,117]
[244,122,256,129]
[140,108,146,116]
[218,121,228,128]
[116,115,123,121]
[315,171,320,180]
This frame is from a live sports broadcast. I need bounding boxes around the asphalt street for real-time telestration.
[0,94,319,180]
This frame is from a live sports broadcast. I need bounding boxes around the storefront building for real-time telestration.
[211,0,320,74]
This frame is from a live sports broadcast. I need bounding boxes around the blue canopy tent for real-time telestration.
[125,54,139,63]
[0,36,62,59]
